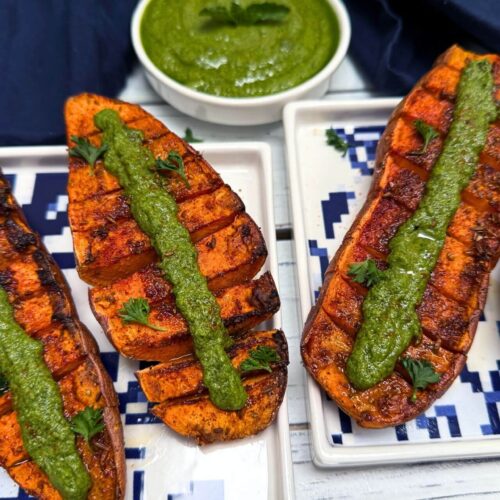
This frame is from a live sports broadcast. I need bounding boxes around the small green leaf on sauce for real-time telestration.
[70,406,105,443]
[69,136,108,169]
[413,119,439,154]
[326,127,349,157]
[118,298,166,332]
[155,152,190,188]
[0,373,8,395]
[347,259,384,287]
[401,357,441,402]
[200,2,290,26]
[183,128,203,143]
[240,346,280,373]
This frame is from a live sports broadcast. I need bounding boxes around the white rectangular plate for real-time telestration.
[0,143,294,500]
[284,99,500,468]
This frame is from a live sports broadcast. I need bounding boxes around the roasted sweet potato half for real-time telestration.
[65,93,287,443]
[302,45,500,428]
[0,174,125,499]
[139,329,289,445]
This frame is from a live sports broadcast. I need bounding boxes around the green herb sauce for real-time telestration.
[140,0,339,97]
[0,287,90,499]
[346,60,497,390]
[94,109,247,410]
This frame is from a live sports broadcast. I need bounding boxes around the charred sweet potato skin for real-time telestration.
[65,93,287,444]
[302,46,500,428]
[0,175,125,499]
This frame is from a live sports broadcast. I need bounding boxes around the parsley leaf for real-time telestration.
[0,373,8,396]
[183,128,203,143]
[200,2,290,26]
[155,151,190,188]
[347,259,384,287]
[70,406,104,443]
[413,120,439,154]
[69,136,108,168]
[118,298,166,332]
[240,346,280,374]
[326,128,349,157]
[401,357,441,402]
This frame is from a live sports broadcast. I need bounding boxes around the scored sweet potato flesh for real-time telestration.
[140,329,289,445]
[0,175,125,499]
[302,45,500,428]
[65,94,287,443]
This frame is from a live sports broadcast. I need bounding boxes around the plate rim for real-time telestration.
[0,142,295,499]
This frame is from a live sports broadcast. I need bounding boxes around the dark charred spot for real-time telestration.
[155,301,177,320]
[33,251,61,292]
[92,225,109,240]
[84,250,95,264]
[250,284,279,309]
[129,240,146,255]
[205,235,216,250]
[0,187,13,216]
[5,219,36,252]
[51,312,74,327]
[240,224,251,239]
[111,195,131,220]
[0,270,14,293]
[144,280,170,302]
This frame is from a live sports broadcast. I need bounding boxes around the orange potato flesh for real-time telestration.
[69,184,244,243]
[463,162,500,212]
[137,329,287,403]
[0,171,125,497]
[66,93,286,446]
[400,88,454,134]
[379,156,426,211]
[92,272,280,362]
[7,461,62,500]
[153,369,287,445]
[302,45,500,428]
[388,118,443,172]
[483,123,500,168]
[421,64,461,100]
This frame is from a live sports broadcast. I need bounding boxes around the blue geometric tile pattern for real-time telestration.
[306,126,500,448]
[0,170,234,499]
[321,191,355,239]
[167,480,224,500]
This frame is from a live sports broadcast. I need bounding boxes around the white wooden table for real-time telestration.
[118,57,500,500]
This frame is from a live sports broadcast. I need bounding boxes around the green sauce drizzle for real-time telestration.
[94,109,248,411]
[0,287,90,499]
[346,60,497,390]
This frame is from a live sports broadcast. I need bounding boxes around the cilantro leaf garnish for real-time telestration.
[118,298,166,332]
[240,346,280,374]
[70,406,104,443]
[0,373,8,396]
[69,136,108,169]
[183,128,203,143]
[413,120,439,154]
[401,357,441,402]
[325,128,349,157]
[347,259,384,287]
[200,2,290,26]
[155,151,190,188]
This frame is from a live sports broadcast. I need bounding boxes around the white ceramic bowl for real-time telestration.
[131,0,351,126]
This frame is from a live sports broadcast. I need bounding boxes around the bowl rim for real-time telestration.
[131,0,352,107]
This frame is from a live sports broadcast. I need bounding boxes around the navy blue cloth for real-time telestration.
[345,0,500,93]
[0,1,138,146]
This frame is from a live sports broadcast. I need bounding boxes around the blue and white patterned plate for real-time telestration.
[0,144,293,499]
[285,99,500,468]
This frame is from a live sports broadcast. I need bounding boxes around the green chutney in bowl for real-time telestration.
[140,0,340,98]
